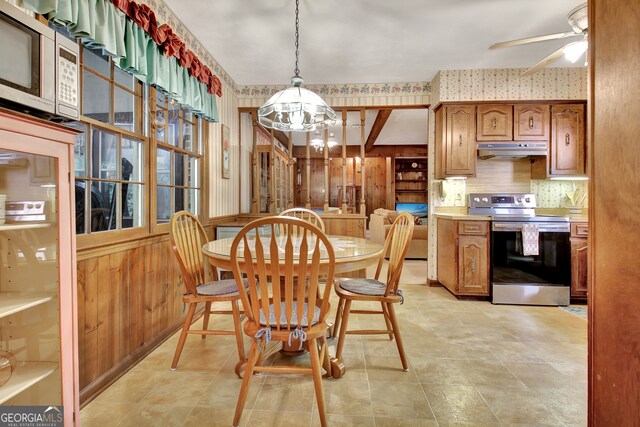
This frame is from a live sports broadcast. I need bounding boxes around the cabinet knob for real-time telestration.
[529,116,534,129]
[492,117,497,129]
[565,133,571,146]
[471,259,476,272]
[458,134,463,146]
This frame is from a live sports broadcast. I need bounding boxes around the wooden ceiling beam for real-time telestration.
[292,144,427,159]
[364,109,393,152]
[273,130,289,146]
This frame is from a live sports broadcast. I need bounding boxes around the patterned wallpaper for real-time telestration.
[437,68,587,102]
[532,180,588,208]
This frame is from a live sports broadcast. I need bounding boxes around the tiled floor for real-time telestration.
[80,260,587,426]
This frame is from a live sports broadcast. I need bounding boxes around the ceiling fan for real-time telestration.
[490,2,588,76]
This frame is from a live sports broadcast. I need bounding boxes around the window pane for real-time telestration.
[174,188,184,213]
[186,188,198,215]
[157,148,171,185]
[167,119,179,146]
[187,156,199,188]
[91,180,115,231]
[74,179,87,234]
[83,48,110,77]
[183,121,193,151]
[175,153,184,186]
[82,71,111,123]
[114,65,134,90]
[122,138,142,182]
[157,186,171,223]
[155,110,166,142]
[114,86,137,132]
[156,90,166,107]
[66,122,88,177]
[122,183,142,229]
[91,129,117,179]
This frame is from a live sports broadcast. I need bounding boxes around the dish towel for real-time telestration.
[521,223,540,256]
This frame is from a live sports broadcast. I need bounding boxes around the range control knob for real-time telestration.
[482,197,489,203]
[473,197,480,203]
[517,198,522,203]
[525,197,531,203]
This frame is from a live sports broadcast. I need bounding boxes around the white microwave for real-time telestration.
[0,1,79,120]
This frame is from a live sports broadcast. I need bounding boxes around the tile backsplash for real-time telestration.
[531,180,588,208]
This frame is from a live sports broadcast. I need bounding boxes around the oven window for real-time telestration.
[0,13,39,95]
[491,231,571,285]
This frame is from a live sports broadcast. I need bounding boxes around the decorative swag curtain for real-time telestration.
[23,0,219,122]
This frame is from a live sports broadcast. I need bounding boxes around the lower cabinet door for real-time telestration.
[457,235,489,295]
[571,237,589,298]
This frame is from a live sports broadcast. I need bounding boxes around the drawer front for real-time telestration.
[458,221,488,235]
[571,223,588,237]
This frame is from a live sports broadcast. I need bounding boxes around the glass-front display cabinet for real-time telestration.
[252,127,292,214]
[0,109,79,424]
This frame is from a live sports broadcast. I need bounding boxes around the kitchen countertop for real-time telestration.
[433,212,491,221]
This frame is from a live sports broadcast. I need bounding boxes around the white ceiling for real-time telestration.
[164,0,587,86]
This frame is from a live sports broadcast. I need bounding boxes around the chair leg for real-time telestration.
[335,299,352,360]
[331,297,345,339]
[387,302,409,371]
[231,299,245,363]
[171,302,197,370]
[202,301,212,339]
[233,339,260,427]
[308,338,327,427]
[381,302,394,341]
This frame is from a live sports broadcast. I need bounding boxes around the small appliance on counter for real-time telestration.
[469,193,571,306]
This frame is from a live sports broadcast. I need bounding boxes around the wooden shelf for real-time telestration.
[396,179,427,183]
[0,293,56,320]
[0,223,52,232]
[395,190,427,194]
[0,362,57,404]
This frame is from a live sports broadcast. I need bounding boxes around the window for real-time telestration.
[154,91,202,223]
[72,46,146,235]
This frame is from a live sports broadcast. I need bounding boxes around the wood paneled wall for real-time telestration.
[76,234,196,402]
[294,155,390,217]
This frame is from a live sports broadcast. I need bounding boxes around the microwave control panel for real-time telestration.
[56,34,80,119]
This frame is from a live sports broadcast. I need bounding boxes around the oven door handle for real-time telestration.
[492,222,570,233]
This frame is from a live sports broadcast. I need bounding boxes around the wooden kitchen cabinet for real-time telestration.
[434,105,476,178]
[0,109,79,425]
[477,105,512,141]
[437,218,490,296]
[570,222,589,299]
[550,104,585,176]
[514,104,550,141]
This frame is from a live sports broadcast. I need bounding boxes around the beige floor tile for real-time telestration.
[245,409,312,426]
[198,374,265,409]
[412,359,473,385]
[314,379,373,416]
[532,388,587,425]
[503,362,579,389]
[483,341,548,363]
[369,381,435,419]
[95,370,165,403]
[184,406,251,427]
[117,403,194,427]
[436,423,501,427]
[252,376,316,413]
[364,355,418,382]
[476,386,563,425]
[79,401,136,427]
[421,384,498,423]
[375,416,439,426]
[140,371,215,406]
[311,414,375,426]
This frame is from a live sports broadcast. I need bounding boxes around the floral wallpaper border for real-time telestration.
[138,0,237,91]
[236,81,432,98]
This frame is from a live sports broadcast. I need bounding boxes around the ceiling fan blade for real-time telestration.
[520,46,567,76]
[490,32,581,49]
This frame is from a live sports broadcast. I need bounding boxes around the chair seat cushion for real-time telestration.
[338,278,387,296]
[259,301,320,327]
[197,278,248,296]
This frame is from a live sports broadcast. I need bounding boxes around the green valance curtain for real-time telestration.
[23,0,219,122]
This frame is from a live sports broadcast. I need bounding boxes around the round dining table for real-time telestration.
[202,234,384,378]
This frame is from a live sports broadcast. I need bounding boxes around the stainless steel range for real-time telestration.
[469,193,571,306]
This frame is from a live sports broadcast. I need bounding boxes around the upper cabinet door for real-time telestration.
[550,104,585,175]
[445,105,476,176]
[476,105,513,141]
[514,104,550,141]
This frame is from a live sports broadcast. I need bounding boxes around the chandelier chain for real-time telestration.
[294,0,300,77]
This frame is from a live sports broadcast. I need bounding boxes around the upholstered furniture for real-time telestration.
[169,211,247,376]
[230,217,335,427]
[333,212,415,373]
[369,208,427,259]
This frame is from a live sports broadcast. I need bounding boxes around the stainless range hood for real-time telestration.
[477,142,548,160]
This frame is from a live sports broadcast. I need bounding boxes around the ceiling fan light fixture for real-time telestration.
[563,40,588,63]
[257,0,336,132]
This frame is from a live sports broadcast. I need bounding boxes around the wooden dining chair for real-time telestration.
[169,211,247,376]
[230,216,335,427]
[278,207,325,234]
[332,212,415,372]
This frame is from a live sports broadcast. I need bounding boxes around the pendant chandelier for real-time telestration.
[310,131,337,152]
[257,0,336,132]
